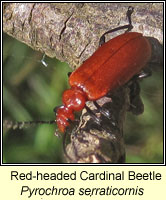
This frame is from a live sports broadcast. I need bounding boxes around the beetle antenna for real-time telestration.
[3,119,56,130]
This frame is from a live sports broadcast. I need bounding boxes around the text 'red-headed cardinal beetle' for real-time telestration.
[55,6,151,133]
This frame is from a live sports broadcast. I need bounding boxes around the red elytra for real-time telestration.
[56,32,151,133]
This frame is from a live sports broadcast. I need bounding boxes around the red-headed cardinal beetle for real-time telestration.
[56,7,151,133]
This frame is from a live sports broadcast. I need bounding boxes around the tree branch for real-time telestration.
[3,3,163,69]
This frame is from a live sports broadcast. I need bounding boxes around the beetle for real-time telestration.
[55,7,151,133]
[3,7,152,134]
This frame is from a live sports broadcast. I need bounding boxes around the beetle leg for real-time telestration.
[93,101,111,119]
[85,105,101,125]
[85,104,118,133]
[128,81,144,115]
[94,101,119,131]
[134,67,152,80]
[99,6,134,46]
[125,6,134,33]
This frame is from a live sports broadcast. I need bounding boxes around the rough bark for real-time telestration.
[3,3,163,69]
[3,3,163,163]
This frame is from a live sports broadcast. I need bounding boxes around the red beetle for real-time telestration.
[3,7,152,134]
[56,8,152,133]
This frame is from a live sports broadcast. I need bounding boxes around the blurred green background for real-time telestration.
[3,33,163,164]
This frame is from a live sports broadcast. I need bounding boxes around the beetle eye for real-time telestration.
[68,72,72,77]
[53,105,62,113]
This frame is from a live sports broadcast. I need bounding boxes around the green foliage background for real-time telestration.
[3,33,163,164]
